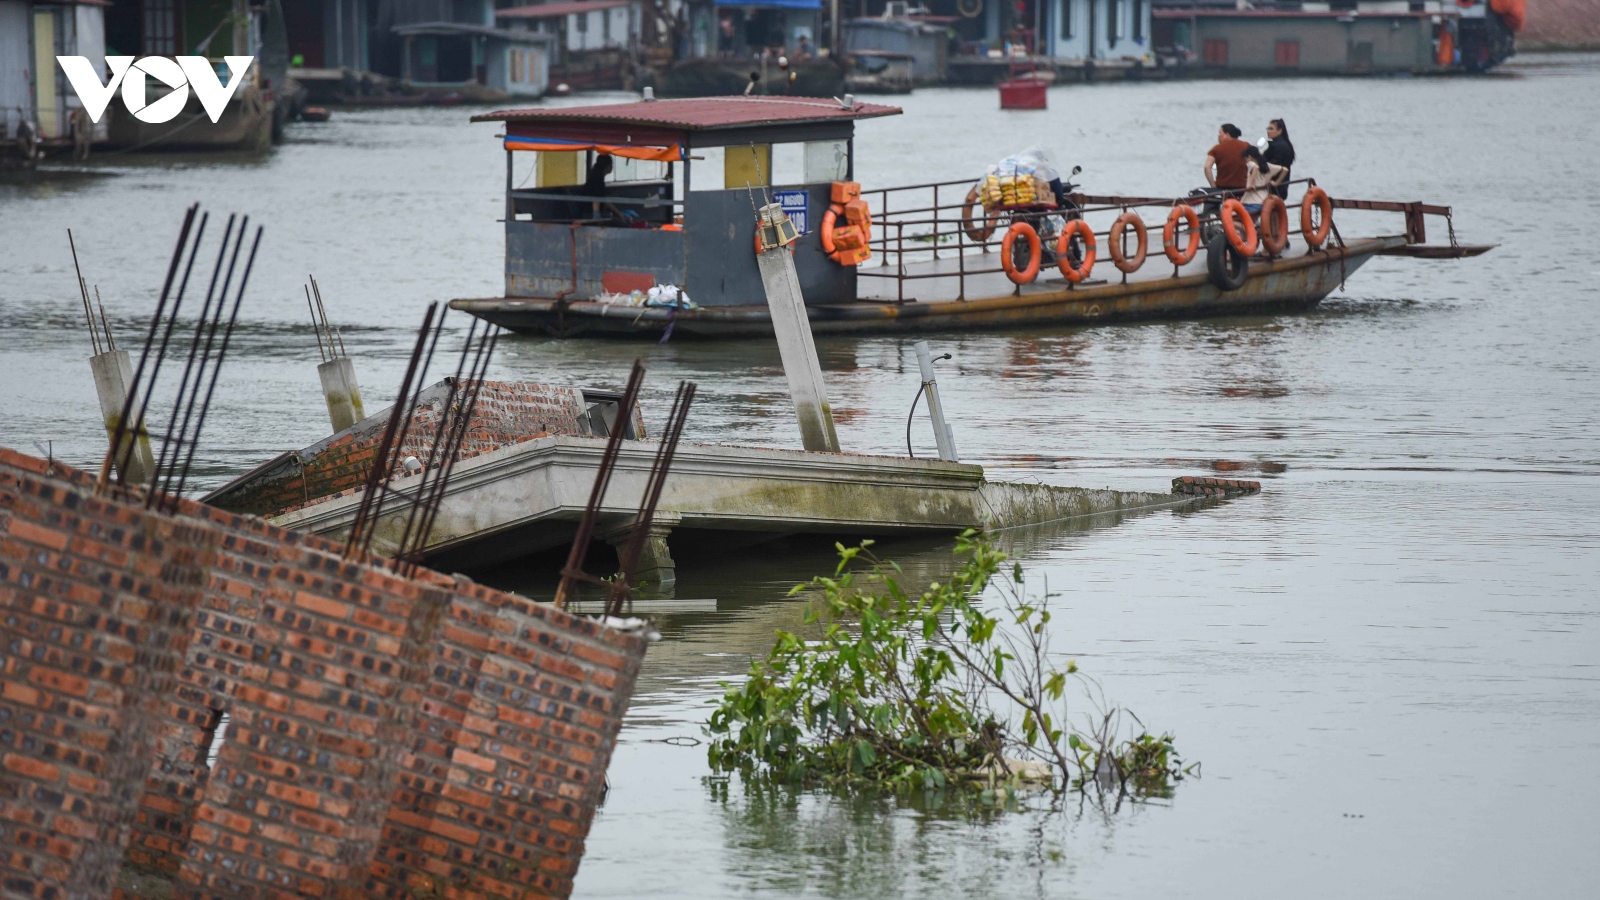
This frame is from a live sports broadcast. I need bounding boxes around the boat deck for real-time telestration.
[452,235,1417,338]
[854,227,1254,303]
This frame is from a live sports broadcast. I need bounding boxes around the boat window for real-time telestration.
[537,151,582,187]
[724,144,771,188]
[771,143,805,186]
[804,140,849,183]
[692,147,725,190]
[610,157,669,183]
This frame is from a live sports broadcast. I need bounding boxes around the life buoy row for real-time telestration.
[999,188,1335,285]
[820,181,874,267]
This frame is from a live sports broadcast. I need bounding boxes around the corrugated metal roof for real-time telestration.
[497,0,631,18]
[471,96,902,130]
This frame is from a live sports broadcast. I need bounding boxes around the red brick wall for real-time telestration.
[368,590,643,899]
[1,458,210,898]
[0,449,647,900]
[207,382,625,521]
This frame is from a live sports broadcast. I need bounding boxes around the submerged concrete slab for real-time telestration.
[271,435,1196,574]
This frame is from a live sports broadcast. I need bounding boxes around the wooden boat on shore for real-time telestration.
[449,95,1490,340]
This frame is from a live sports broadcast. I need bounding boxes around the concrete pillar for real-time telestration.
[89,349,155,485]
[755,204,841,453]
[915,341,959,462]
[318,356,366,433]
[598,512,679,594]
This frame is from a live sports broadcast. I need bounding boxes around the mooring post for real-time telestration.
[318,356,366,433]
[914,340,958,462]
[89,349,155,484]
[755,203,841,453]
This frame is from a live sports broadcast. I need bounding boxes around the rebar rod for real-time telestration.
[359,308,447,558]
[554,359,645,608]
[306,284,327,362]
[409,326,498,569]
[151,215,238,504]
[344,303,436,559]
[392,319,477,569]
[311,275,346,358]
[396,323,500,576]
[123,211,214,494]
[102,203,197,490]
[606,380,695,618]
[169,225,261,508]
[68,229,100,356]
[96,290,114,351]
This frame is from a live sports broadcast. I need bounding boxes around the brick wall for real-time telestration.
[0,449,647,900]
[205,381,635,521]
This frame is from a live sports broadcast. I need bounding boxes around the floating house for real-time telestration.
[845,16,947,83]
[497,0,641,90]
[0,0,107,161]
[1150,0,1521,74]
[928,0,1156,83]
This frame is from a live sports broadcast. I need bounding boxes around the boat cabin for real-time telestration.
[471,95,900,308]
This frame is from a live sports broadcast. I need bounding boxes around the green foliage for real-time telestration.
[706,532,1193,803]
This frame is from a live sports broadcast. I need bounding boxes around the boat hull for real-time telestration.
[451,236,1401,339]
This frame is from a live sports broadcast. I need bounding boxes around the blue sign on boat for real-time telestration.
[774,190,808,235]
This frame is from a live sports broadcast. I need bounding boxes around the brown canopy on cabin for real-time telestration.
[473,96,902,149]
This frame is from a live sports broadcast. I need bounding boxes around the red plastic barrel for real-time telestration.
[998,79,1048,109]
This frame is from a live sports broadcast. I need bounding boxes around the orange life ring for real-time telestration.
[962,185,997,243]
[1055,218,1096,284]
[1301,187,1333,249]
[820,206,842,253]
[1259,195,1290,256]
[1000,221,1042,284]
[1109,211,1148,274]
[1163,204,1201,266]
[1220,199,1259,256]
[821,201,873,254]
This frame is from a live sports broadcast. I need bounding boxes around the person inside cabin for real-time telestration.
[574,153,616,223]
[1203,123,1250,193]
[1261,118,1295,199]
[583,153,614,197]
[795,35,813,61]
[1240,146,1287,216]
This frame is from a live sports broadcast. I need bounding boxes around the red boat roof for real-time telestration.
[472,96,902,131]
[497,0,630,19]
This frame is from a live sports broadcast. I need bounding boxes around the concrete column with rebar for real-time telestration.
[318,356,366,434]
[90,348,155,484]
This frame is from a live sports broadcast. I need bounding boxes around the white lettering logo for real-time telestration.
[57,56,254,124]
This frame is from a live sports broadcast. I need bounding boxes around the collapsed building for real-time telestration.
[0,448,647,900]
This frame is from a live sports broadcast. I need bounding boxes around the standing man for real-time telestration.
[1203,123,1250,191]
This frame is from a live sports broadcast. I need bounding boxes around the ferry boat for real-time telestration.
[449,95,1489,339]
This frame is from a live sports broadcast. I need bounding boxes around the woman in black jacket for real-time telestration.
[1262,119,1295,199]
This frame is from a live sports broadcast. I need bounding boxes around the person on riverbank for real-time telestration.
[1261,119,1295,199]
[1204,124,1250,191]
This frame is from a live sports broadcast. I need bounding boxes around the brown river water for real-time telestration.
[3,53,1598,898]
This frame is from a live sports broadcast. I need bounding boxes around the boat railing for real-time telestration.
[858,177,1453,302]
